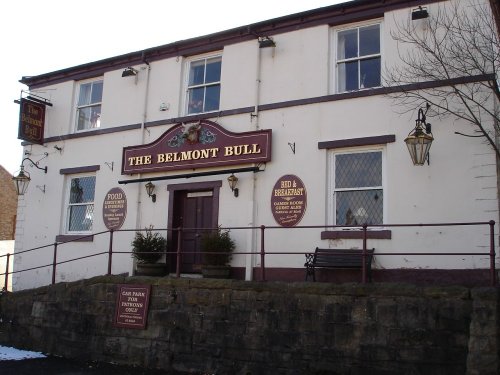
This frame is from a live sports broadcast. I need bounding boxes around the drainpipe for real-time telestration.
[246,41,263,281]
[135,54,151,231]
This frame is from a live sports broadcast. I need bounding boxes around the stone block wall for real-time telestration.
[0,165,17,240]
[0,276,498,375]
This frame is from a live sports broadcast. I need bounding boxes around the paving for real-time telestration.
[0,356,182,375]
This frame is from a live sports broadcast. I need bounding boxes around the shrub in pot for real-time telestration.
[201,228,235,278]
[132,226,168,276]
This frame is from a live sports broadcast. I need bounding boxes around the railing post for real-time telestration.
[176,227,182,278]
[3,253,10,291]
[260,225,266,281]
[489,220,496,286]
[362,224,368,284]
[107,230,114,276]
[52,242,58,285]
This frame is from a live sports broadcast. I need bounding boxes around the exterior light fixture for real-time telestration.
[121,67,139,77]
[12,157,48,196]
[258,36,276,48]
[145,181,156,202]
[411,6,429,20]
[404,104,433,166]
[227,174,239,197]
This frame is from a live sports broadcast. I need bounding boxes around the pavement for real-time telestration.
[0,356,181,375]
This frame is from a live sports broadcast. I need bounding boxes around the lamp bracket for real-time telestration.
[21,157,47,173]
[288,142,296,154]
[36,184,46,193]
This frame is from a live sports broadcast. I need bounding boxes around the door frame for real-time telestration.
[166,180,222,272]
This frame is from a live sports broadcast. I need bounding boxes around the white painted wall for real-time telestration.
[12,0,499,290]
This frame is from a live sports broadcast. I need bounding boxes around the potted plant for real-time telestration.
[201,227,235,279]
[132,226,168,276]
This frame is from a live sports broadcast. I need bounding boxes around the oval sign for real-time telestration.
[102,187,127,230]
[271,175,307,227]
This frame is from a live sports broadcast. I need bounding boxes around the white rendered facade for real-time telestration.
[12,0,499,290]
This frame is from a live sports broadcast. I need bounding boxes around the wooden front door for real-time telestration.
[172,190,214,273]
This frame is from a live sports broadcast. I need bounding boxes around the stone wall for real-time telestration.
[0,276,498,375]
[0,165,17,240]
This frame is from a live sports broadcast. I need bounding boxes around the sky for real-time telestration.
[0,0,351,175]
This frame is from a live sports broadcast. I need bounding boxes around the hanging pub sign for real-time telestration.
[271,175,307,227]
[18,98,46,145]
[122,120,272,174]
[102,187,127,230]
[114,284,151,329]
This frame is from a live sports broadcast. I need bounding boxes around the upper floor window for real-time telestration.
[330,150,383,226]
[186,55,221,115]
[336,24,381,92]
[76,79,103,131]
[66,175,96,233]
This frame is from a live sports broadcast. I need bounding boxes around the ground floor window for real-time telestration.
[330,150,383,225]
[66,175,96,232]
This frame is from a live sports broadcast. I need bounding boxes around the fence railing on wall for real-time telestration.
[1,221,497,291]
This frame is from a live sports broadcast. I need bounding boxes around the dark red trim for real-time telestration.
[318,135,396,150]
[22,0,444,89]
[321,230,392,240]
[55,234,94,243]
[32,74,493,145]
[59,165,100,175]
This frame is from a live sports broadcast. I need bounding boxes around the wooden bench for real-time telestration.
[304,247,375,282]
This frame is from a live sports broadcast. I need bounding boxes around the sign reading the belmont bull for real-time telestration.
[122,120,272,174]
[18,98,46,145]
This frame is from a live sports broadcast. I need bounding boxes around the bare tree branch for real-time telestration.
[385,0,500,159]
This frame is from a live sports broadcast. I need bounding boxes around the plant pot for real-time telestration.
[135,263,168,277]
[201,265,231,279]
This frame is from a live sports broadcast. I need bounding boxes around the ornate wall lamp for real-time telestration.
[227,174,239,197]
[145,182,156,202]
[404,104,433,166]
[12,157,48,195]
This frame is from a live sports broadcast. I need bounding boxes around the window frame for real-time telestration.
[184,52,222,115]
[334,21,383,93]
[74,78,103,132]
[328,147,386,227]
[63,174,97,234]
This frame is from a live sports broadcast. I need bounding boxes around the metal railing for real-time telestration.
[1,220,497,290]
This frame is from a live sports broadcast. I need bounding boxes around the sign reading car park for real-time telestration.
[114,284,151,329]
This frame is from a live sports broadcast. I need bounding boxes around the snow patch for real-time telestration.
[0,345,46,361]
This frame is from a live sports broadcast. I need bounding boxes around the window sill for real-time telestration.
[321,230,391,240]
[56,234,94,243]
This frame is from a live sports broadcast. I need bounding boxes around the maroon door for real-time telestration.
[172,191,214,273]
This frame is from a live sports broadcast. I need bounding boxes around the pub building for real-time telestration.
[11,0,499,291]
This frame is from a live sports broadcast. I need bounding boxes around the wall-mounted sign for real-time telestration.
[122,120,272,175]
[18,98,46,145]
[114,284,151,329]
[102,187,127,230]
[271,175,307,227]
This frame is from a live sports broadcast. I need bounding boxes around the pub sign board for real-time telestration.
[102,187,127,230]
[122,120,272,174]
[114,284,151,329]
[271,175,307,227]
[18,98,46,145]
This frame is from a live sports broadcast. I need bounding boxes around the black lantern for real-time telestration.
[404,106,433,166]
[227,174,239,197]
[12,158,48,196]
[145,181,156,202]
